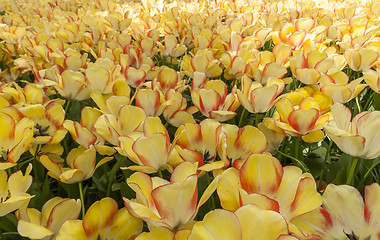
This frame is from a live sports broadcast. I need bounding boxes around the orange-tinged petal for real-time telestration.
[288,108,319,135]
[358,48,379,71]
[118,105,146,136]
[287,177,322,220]
[46,199,81,233]
[249,84,279,113]
[273,44,292,65]
[83,197,118,237]
[40,155,62,180]
[364,183,380,226]
[234,126,267,156]
[240,154,283,197]
[188,209,242,240]
[127,172,153,207]
[322,184,364,233]
[0,112,15,150]
[239,190,280,212]
[133,134,169,171]
[261,62,287,84]
[276,98,294,123]
[124,198,167,228]
[152,174,198,228]
[331,103,351,131]
[321,85,353,103]
[171,162,197,183]
[235,204,288,240]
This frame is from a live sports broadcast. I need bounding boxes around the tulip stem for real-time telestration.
[107,156,124,197]
[206,172,216,210]
[255,113,259,128]
[64,99,71,119]
[276,149,309,173]
[358,159,380,189]
[355,96,362,113]
[78,182,85,219]
[238,108,247,127]
[346,157,359,185]
[318,140,333,191]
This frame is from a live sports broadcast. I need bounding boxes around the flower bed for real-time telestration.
[0,0,380,239]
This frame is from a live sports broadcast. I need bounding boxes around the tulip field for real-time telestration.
[2,0,380,238]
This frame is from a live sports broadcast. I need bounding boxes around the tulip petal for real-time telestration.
[188,209,242,240]
[288,108,319,135]
[240,154,283,197]
[18,220,54,239]
[235,204,289,240]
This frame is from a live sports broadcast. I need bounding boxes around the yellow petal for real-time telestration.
[235,205,288,239]
[18,220,54,239]
[188,209,241,240]
[240,154,283,197]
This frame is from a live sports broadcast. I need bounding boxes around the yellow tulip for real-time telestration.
[324,103,380,159]
[118,117,179,173]
[188,205,295,240]
[0,164,33,216]
[344,48,379,72]
[181,49,223,79]
[135,89,172,117]
[174,119,227,171]
[163,89,197,127]
[191,80,240,122]
[17,197,81,240]
[19,100,67,145]
[236,75,285,113]
[216,154,322,237]
[124,162,220,229]
[40,146,113,184]
[293,183,380,239]
[0,107,34,169]
[56,197,143,240]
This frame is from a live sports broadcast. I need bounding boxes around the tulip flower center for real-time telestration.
[203,150,213,163]
[33,123,49,137]
[344,231,359,240]
[0,149,8,163]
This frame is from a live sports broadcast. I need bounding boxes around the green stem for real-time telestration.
[276,149,309,173]
[355,95,362,113]
[64,99,71,118]
[346,157,359,185]
[294,137,299,160]
[255,113,259,128]
[358,160,380,189]
[318,140,333,191]
[206,172,216,210]
[238,108,247,127]
[78,182,85,219]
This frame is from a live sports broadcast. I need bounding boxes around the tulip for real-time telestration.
[157,34,187,58]
[0,164,33,216]
[17,197,81,240]
[270,87,332,143]
[135,89,172,117]
[181,49,223,79]
[124,162,220,229]
[344,48,379,72]
[118,117,180,173]
[320,69,366,103]
[56,197,143,240]
[187,206,297,240]
[191,80,240,122]
[216,154,322,237]
[19,100,67,145]
[290,50,334,85]
[293,183,380,239]
[134,227,190,240]
[324,103,380,159]
[363,67,380,93]
[236,75,284,113]
[40,145,113,184]
[94,105,146,146]
[163,89,197,127]
[174,119,226,171]
[218,124,267,168]
[0,107,34,169]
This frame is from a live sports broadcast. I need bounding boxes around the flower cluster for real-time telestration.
[0,0,380,238]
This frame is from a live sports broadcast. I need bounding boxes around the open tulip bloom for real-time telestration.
[3,0,380,238]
